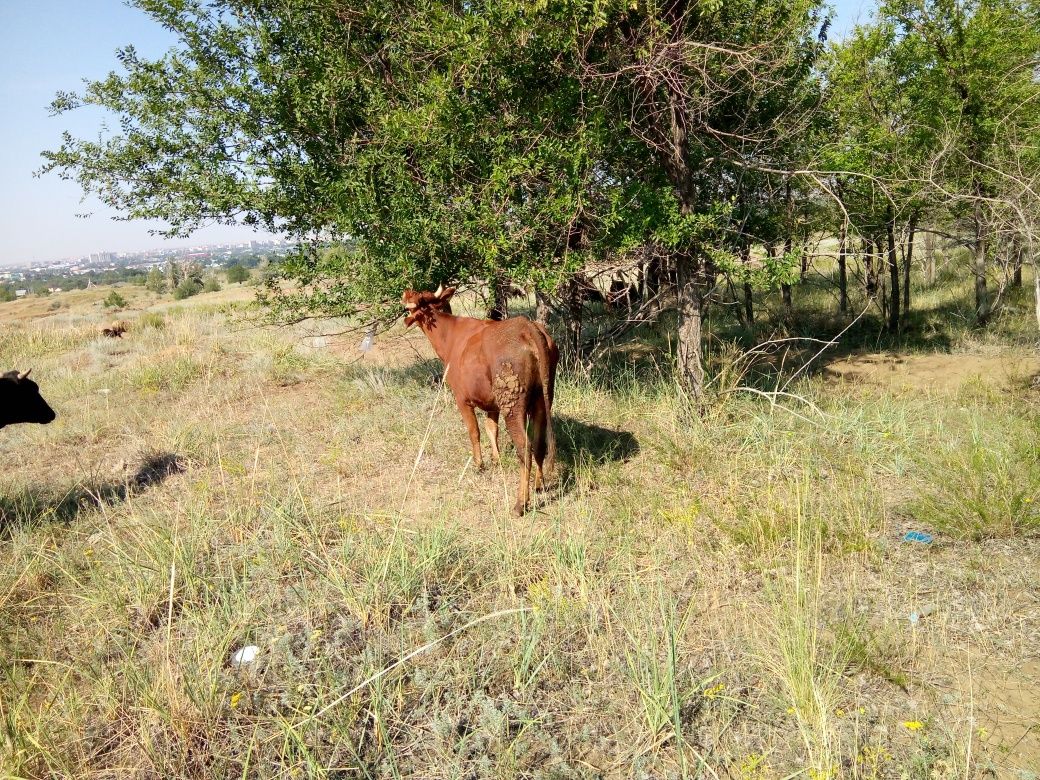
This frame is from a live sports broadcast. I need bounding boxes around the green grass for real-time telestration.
[911,426,1040,540]
[1,261,1039,777]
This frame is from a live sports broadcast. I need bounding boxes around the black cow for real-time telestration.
[0,369,56,429]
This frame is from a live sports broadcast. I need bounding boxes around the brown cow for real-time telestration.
[403,285,559,516]
[101,321,127,338]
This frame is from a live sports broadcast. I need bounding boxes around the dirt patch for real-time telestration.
[935,657,1040,778]
[823,351,1040,393]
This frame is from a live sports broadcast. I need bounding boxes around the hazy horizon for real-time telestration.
[0,0,871,269]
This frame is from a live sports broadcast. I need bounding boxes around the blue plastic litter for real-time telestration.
[902,531,934,544]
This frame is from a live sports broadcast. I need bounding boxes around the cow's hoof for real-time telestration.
[511,502,526,517]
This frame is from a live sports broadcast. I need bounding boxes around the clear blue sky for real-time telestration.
[0,0,874,267]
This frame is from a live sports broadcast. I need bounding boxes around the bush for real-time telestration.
[226,264,250,283]
[173,279,203,300]
[203,276,222,293]
[103,290,128,309]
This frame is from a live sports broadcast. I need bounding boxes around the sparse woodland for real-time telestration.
[2,0,1038,777]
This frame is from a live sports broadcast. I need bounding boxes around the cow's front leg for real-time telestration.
[483,411,501,465]
[456,399,483,470]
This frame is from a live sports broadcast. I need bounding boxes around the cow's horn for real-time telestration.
[435,284,444,298]
[17,368,31,380]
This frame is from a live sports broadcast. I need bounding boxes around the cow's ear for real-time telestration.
[439,286,456,302]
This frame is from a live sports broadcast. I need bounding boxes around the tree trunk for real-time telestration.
[486,274,509,320]
[781,237,793,314]
[1013,236,1023,288]
[534,290,551,327]
[837,225,848,316]
[924,230,936,286]
[902,216,917,321]
[886,217,900,334]
[1034,254,1040,331]
[566,278,582,356]
[675,251,705,400]
[863,238,877,296]
[741,244,754,326]
[645,255,663,314]
[877,241,888,322]
[974,203,989,322]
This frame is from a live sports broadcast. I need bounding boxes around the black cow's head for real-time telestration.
[0,369,57,429]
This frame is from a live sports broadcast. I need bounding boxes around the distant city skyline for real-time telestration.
[0,0,872,269]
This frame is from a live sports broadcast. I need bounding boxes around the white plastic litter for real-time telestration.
[909,604,936,625]
[231,645,260,667]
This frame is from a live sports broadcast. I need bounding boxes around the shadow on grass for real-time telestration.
[0,452,185,538]
[541,416,639,499]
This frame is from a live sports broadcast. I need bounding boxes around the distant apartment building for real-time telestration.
[89,251,117,263]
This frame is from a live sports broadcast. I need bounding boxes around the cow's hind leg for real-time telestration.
[502,409,532,516]
[456,398,483,470]
[483,411,501,465]
[530,397,548,491]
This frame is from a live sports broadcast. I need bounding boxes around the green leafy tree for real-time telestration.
[145,266,166,293]
[225,264,249,284]
[43,0,828,396]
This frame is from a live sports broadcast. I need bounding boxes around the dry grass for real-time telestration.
[1,275,1038,779]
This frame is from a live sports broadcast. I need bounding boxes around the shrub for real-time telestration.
[173,279,203,300]
[226,264,250,283]
[203,276,222,293]
[103,290,128,309]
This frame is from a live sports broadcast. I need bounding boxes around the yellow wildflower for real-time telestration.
[902,720,924,731]
[230,691,243,709]
[703,682,725,699]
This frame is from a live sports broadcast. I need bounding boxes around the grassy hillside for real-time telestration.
[1,273,1038,779]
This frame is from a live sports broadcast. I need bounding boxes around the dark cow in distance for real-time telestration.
[0,369,56,429]
[403,286,559,516]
